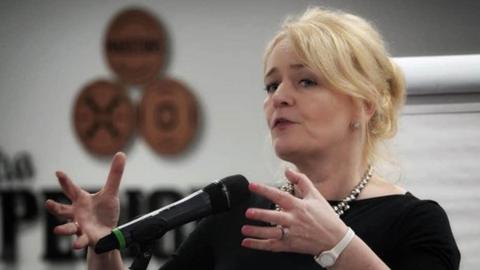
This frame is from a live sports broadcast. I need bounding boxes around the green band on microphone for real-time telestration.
[112,228,126,250]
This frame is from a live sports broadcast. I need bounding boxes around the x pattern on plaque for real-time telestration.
[73,7,199,157]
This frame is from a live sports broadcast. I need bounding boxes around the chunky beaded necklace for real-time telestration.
[275,165,373,216]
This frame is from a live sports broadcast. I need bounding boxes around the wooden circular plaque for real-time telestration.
[105,8,167,85]
[139,78,199,155]
[73,80,136,156]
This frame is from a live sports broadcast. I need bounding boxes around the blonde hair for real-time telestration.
[264,7,406,164]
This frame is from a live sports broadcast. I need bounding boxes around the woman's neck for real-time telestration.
[291,148,369,201]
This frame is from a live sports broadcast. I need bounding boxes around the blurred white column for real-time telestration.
[394,54,480,95]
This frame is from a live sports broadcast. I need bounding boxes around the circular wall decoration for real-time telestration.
[139,78,199,155]
[104,8,167,85]
[73,80,136,156]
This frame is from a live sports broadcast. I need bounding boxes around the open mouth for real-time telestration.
[273,118,295,129]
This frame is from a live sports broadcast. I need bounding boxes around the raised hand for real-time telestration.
[241,169,348,255]
[45,152,126,250]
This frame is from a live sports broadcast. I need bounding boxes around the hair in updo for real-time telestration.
[264,7,406,163]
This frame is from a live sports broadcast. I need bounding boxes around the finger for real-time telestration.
[285,169,318,199]
[245,208,292,226]
[241,238,285,252]
[53,222,78,235]
[56,171,81,201]
[45,199,74,219]
[241,225,283,240]
[73,234,89,250]
[249,182,296,210]
[103,152,126,196]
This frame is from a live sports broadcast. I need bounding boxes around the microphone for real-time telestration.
[94,175,250,254]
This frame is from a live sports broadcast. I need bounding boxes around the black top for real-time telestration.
[160,192,460,269]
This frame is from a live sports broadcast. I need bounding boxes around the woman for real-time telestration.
[46,7,460,269]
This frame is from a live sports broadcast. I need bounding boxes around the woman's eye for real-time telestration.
[299,79,317,88]
[264,82,279,93]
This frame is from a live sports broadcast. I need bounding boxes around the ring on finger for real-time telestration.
[279,226,289,240]
[73,221,82,235]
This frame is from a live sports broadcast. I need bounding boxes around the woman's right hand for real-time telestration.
[45,152,126,250]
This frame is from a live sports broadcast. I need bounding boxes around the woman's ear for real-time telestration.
[363,101,376,120]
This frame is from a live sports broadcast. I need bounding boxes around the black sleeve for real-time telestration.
[159,217,216,270]
[390,200,460,270]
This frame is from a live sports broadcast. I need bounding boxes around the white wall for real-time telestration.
[1,0,479,269]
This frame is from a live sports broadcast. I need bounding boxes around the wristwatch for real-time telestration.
[314,227,355,268]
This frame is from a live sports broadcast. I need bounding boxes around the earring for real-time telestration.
[351,122,360,129]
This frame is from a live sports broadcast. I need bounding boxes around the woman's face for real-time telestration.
[263,39,359,161]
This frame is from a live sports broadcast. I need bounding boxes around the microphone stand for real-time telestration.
[127,223,169,270]
[129,241,154,270]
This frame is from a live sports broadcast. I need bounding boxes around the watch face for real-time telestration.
[319,253,336,267]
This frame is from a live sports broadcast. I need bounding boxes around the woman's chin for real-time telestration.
[274,144,299,161]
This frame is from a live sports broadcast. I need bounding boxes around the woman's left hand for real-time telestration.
[241,169,348,255]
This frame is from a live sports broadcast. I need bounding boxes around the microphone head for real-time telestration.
[203,175,250,214]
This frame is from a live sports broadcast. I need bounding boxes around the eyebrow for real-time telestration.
[264,64,306,79]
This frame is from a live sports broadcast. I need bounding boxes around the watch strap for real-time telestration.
[314,227,355,267]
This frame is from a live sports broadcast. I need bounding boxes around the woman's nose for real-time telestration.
[272,82,295,108]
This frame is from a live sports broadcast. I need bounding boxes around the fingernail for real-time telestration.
[245,209,255,218]
[241,239,250,248]
[249,183,258,190]
[56,171,64,179]
[241,225,251,234]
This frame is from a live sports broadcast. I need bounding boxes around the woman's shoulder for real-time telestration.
[356,176,449,219]
[348,186,458,249]
[347,174,448,224]
[351,185,453,235]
